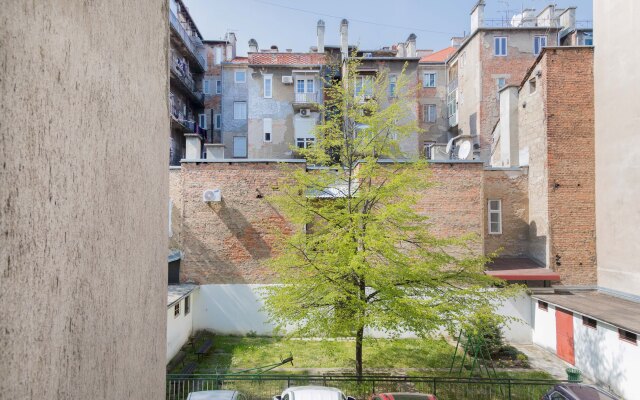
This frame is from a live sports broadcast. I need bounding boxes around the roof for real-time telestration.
[248,53,326,66]
[420,46,456,63]
[284,386,344,400]
[532,290,640,335]
[168,284,197,307]
[485,257,561,281]
[187,390,238,400]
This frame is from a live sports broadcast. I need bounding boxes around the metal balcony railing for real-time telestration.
[169,9,206,71]
[170,58,204,104]
[294,92,318,103]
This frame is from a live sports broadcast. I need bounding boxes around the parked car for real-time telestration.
[273,386,355,400]
[187,390,247,400]
[542,384,620,400]
[370,393,437,400]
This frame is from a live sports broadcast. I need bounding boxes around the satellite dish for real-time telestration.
[445,137,455,154]
[457,140,472,160]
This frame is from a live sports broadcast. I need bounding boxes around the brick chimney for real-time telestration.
[317,19,325,53]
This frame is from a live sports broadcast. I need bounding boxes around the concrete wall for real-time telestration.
[0,2,168,399]
[167,292,196,362]
[594,0,640,296]
[222,63,249,158]
[170,167,184,250]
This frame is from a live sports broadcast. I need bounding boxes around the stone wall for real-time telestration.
[0,1,168,398]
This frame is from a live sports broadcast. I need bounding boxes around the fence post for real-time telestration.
[433,378,437,397]
[508,379,512,400]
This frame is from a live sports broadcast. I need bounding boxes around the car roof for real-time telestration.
[555,384,619,400]
[187,390,238,400]
[284,386,345,400]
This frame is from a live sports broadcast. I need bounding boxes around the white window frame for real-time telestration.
[233,101,247,120]
[497,77,507,90]
[494,37,508,57]
[488,199,502,234]
[306,78,314,93]
[215,80,222,94]
[263,74,273,98]
[389,74,397,97]
[424,104,437,123]
[423,72,437,88]
[199,113,207,129]
[263,118,272,142]
[214,113,221,130]
[174,302,180,318]
[296,137,315,149]
[534,35,547,56]
[234,70,246,83]
[214,47,223,65]
[203,80,210,95]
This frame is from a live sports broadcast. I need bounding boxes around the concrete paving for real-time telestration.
[514,343,593,383]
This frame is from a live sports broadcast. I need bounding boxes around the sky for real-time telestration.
[184,0,593,56]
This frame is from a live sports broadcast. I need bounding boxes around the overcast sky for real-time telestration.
[184,0,593,55]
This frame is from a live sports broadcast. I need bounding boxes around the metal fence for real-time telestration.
[166,374,566,400]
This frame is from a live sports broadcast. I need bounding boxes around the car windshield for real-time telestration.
[567,386,617,400]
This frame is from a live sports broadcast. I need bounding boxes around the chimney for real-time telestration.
[470,0,485,33]
[226,32,237,60]
[317,19,325,53]
[396,42,406,58]
[340,19,349,59]
[406,33,417,57]
[498,85,520,167]
[270,45,279,53]
[248,38,258,53]
[451,37,465,48]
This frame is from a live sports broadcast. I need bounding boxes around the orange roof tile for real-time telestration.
[419,46,456,63]
[248,53,326,66]
[229,57,248,64]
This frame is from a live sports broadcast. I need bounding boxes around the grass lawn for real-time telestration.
[169,332,553,381]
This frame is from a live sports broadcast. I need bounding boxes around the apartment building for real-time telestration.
[220,56,250,158]
[169,0,206,165]
[445,1,587,161]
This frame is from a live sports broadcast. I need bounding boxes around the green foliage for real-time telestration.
[262,54,522,376]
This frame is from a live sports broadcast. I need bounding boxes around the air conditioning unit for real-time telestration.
[203,189,222,203]
[300,109,311,117]
[282,76,293,84]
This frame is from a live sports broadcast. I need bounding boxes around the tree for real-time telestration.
[262,55,520,378]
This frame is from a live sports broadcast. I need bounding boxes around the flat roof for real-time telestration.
[532,291,640,334]
[168,284,197,307]
[486,257,561,281]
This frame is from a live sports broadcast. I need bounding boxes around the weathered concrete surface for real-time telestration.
[0,1,168,399]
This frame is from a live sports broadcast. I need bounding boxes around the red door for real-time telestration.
[556,307,575,364]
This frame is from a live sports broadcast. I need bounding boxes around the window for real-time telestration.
[534,35,547,55]
[494,36,508,56]
[174,302,180,317]
[234,70,246,83]
[423,72,437,88]
[582,316,597,329]
[389,75,397,97]
[185,295,191,315]
[355,76,373,97]
[549,392,567,400]
[307,79,314,93]
[619,329,637,345]
[199,113,207,129]
[233,136,247,158]
[203,80,210,94]
[529,78,537,94]
[215,80,222,94]
[538,301,548,311]
[296,137,315,149]
[497,77,506,90]
[423,104,437,123]
[214,47,222,65]
[263,74,272,98]
[233,101,247,120]
[296,79,305,93]
[488,199,502,234]
[263,118,272,142]
[214,114,221,130]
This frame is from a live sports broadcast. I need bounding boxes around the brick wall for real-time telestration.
[169,167,183,250]
[544,48,596,285]
[484,168,529,257]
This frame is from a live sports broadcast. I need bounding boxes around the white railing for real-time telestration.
[294,92,318,103]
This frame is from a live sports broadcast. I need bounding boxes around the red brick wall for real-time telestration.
[544,48,596,285]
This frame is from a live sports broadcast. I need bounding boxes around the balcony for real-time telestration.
[169,9,206,71]
[448,112,458,128]
[293,92,319,110]
[170,57,204,106]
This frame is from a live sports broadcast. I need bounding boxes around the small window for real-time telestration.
[423,104,437,123]
[214,47,222,65]
[306,79,314,93]
[233,101,247,120]
[582,316,597,329]
[488,199,502,234]
[263,74,272,98]
[296,79,305,93]
[216,80,222,94]
[235,70,246,83]
[619,329,637,345]
[497,78,506,90]
[389,74,397,96]
[534,35,547,56]
[185,295,191,316]
[494,36,508,56]
[538,301,548,311]
[423,72,437,88]
[529,78,537,94]
[203,80,210,94]
[174,302,180,317]
[214,114,221,130]
[199,113,207,129]
[263,118,272,142]
[296,137,315,149]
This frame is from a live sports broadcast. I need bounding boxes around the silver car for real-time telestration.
[187,390,248,400]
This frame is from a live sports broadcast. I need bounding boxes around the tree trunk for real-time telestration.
[355,325,364,379]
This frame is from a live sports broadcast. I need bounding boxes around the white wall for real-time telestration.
[532,302,557,353]
[496,293,532,344]
[167,292,196,363]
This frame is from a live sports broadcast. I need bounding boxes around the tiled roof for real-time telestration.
[229,57,248,64]
[419,46,456,63]
[248,52,326,66]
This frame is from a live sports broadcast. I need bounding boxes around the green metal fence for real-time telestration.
[166,374,566,400]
